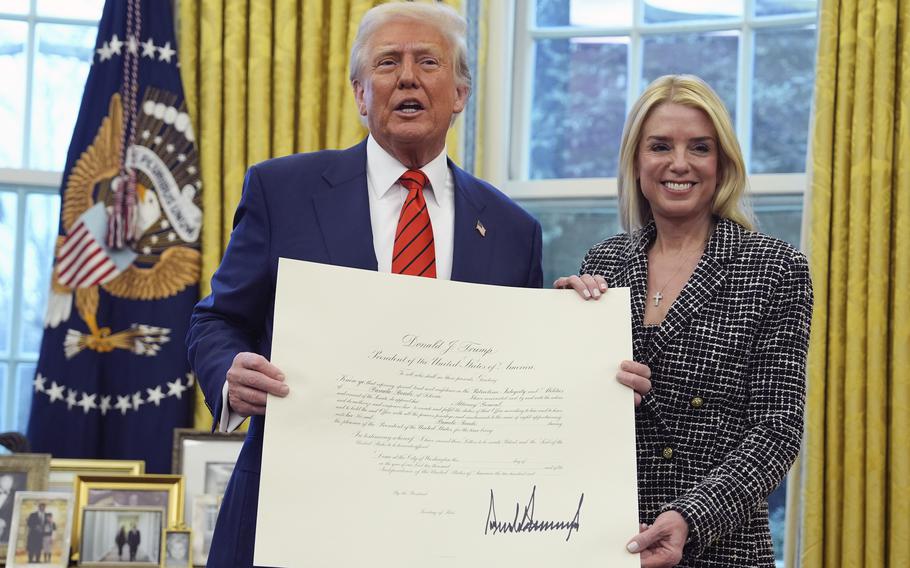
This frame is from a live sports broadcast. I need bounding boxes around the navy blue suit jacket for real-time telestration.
[187,140,542,567]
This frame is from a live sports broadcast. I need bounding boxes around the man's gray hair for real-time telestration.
[349,1,472,93]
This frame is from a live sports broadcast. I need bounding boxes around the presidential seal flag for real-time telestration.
[27,0,201,473]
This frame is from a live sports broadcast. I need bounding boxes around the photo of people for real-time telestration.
[0,472,27,545]
[163,530,191,568]
[5,491,73,568]
[79,507,162,566]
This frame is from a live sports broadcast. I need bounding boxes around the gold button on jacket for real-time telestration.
[690,396,705,408]
[662,447,674,460]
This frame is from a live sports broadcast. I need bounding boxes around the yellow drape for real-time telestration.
[801,0,910,566]
[178,0,465,430]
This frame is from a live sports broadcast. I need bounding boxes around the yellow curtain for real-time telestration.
[801,0,910,566]
[177,0,465,429]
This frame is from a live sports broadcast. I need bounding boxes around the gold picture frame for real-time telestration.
[0,453,51,563]
[71,475,184,563]
[162,527,192,568]
[49,459,145,494]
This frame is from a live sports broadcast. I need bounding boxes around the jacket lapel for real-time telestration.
[644,218,742,363]
[449,162,491,284]
[312,139,378,271]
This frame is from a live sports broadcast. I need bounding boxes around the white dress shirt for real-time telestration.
[219,135,456,431]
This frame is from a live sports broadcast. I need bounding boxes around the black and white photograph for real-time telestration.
[0,472,28,546]
[163,529,191,568]
[202,463,234,496]
[78,507,162,567]
[190,495,219,567]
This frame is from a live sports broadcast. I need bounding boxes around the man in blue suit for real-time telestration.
[186,2,542,566]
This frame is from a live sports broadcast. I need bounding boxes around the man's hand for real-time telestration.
[226,352,289,417]
[626,510,689,568]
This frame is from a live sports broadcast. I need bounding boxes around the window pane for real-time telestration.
[14,362,36,433]
[769,481,787,564]
[0,364,8,434]
[30,23,95,171]
[37,0,104,20]
[0,20,27,168]
[536,0,633,28]
[0,1,28,15]
[751,26,817,174]
[529,38,628,179]
[753,193,803,248]
[518,198,619,287]
[644,0,742,23]
[0,191,17,355]
[20,193,60,356]
[520,194,802,289]
[755,0,818,17]
[641,32,739,123]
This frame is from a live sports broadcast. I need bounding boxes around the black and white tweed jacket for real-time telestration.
[580,217,813,567]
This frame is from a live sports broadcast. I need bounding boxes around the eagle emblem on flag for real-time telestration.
[46,90,201,359]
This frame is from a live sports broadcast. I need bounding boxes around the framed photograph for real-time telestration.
[72,475,183,562]
[5,491,74,568]
[49,460,145,494]
[0,454,51,562]
[189,495,220,567]
[162,527,192,568]
[78,506,162,566]
[171,429,242,528]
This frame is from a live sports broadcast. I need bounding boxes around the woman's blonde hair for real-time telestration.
[617,74,754,232]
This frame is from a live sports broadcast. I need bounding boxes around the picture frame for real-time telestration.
[161,527,192,568]
[71,475,183,562]
[189,494,220,567]
[5,491,74,568]
[171,429,242,529]
[49,459,145,494]
[77,506,163,567]
[0,453,51,563]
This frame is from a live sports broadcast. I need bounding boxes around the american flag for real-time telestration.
[55,203,133,288]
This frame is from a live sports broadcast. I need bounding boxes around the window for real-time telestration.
[481,0,818,275]
[480,2,818,565]
[0,0,101,437]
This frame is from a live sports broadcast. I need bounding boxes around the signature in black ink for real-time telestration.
[484,486,583,542]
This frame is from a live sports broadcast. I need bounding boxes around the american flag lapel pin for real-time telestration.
[475,219,486,237]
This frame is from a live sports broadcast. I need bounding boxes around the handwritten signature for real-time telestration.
[484,486,583,542]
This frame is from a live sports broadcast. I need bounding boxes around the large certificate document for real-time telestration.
[255,260,639,567]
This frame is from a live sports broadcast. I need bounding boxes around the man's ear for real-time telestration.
[452,84,469,114]
[352,80,367,116]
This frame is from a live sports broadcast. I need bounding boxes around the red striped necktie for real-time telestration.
[392,169,436,278]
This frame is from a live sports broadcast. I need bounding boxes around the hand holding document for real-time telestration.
[255,260,639,567]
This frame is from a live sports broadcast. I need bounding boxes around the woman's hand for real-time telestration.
[626,510,689,568]
[553,274,607,300]
[618,360,652,406]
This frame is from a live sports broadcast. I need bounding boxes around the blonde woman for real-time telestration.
[555,75,813,567]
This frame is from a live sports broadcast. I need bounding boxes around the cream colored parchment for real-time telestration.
[254,259,639,567]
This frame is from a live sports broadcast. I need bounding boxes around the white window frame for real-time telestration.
[482,0,816,201]
[0,1,98,432]
[0,170,61,432]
